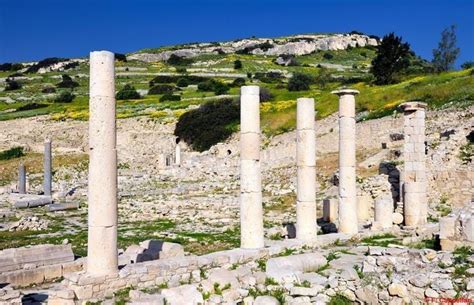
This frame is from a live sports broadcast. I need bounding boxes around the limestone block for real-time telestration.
[43,264,63,281]
[90,51,115,98]
[296,98,315,130]
[207,268,239,288]
[323,198,338,223]
[266,253,327,281]
[338,94,356,118]
[240,192,264,249]
[47,202,79,212]
[439,217,456,239]
[161,284,204,305]
[87,225,118,276]
[240,132,260,161]
[138,240,185,260]
[338,195,358,234]
[240,86,260,134]
[338,166,356,198]
[357,195,372,222]
[296,200,317,241]
[0,268,44,287]
[296,166,316,202]
[296,130,316,166]
[464,217,474,242]
[13,194,52,208]
[374,198,393,229]
[240,160,262,193]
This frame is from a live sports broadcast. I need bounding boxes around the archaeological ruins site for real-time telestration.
[0,35,473,305]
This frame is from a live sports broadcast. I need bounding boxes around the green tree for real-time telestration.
[116,84,140,100]
[234,60,242,70]
[432,25,460,72]
[370,33,410,85]
[288,73,313,91]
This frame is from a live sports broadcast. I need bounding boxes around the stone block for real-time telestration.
[323,198,338,223]
[266,253,327,282]
[439,217,456,239]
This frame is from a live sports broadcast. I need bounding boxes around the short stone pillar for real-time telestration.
[87,50,118,276]
[439,216,456,251]
[374,198,393,229]
[357,195,372,222]
[175,144,181,166]
[18,164,26,194]
[296,98,317,242]
[323,198,338,223]
[240,86,264,249]
[332,89,359,235]
[43,139,52,196]
[400,102,427,227]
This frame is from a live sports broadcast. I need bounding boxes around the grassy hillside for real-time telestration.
[1,38,473,149]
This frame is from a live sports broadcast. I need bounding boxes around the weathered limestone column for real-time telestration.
[43,139,52,196]
[18,164,26,194]
[240,86,264,249]
[87,50,118,276]
[296,98,317,242]
[374,198,393,229]
[175,144,181,165]
[400,102,427,227]
[357,195,372,222]
[323,198,338,223]
[332,89,359,235]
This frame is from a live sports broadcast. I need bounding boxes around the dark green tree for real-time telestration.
[234,59,243,70]
[288,73,313,91]
[370,33,410,85]
[116,84,140,100]
[432,25,460,72]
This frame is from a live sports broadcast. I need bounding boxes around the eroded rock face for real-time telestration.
[127,34,379,62]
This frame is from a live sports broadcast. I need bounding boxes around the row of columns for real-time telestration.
[85,50,428,276]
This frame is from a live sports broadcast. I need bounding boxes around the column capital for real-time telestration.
[331,88,359,96]
[399,101,427,112]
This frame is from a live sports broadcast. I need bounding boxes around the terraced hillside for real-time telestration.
[0,33,473,146]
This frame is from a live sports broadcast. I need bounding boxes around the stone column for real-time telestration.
[87,50,118,276]
[400,102,427,227]
[175,144,181,166]
[240,86,264,249]
[332,89,359,235]
[18,164,26,194]
[43,139,52,196]
[374,198,393,229]
[323,198,338,223]
[296,98,317,242]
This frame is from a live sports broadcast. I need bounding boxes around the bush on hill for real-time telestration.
[174,98,239,151]
[16,103,48,112]
[148,84,175,95]
[54,91,75,103]
[115,53,127,62]
[288,73,313,91]
[56,74,79,89]
[231,78,246,87]
[259,87,274,102]
[198,79,229,95]
[461,61,474,70]
[4,79,21,91]
[26,57,67,73]
[149,75,207,86]
[160,94,181,102]
[234,60,242,69]
[167,54,194,66]
[116,84,140,100]
[254,71,284,83]
[0,63,23,72]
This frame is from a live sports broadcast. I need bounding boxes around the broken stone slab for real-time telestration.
[119,240,184,265]
[265,253,327,282]
[0,244,74,273]
[47,202,79,212]
[10,194,52,208]
[161,284,203,305]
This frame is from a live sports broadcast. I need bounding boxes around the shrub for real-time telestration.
[234,60,242,70]
[62,62,79,70]
[160,94,181,102]
[323,53,334,60]
[232,78,246,87]
[116,84,140,100]
[167,54,193,66]
[461,61,474,70]
[42,87,56,93]
[115,53,127,62]
[213,82,230,95]
[0,63,23,71]
[16,103,47,112]
[314,67,332,88]
[254,72,283,83]
[288,73,313,91]
[198,79,229,95]
[149,75,207,86]
[176,67,187,73]
[259,87,274,102]
[54,91,75,103]
[148,84,175,95]
[174,98,239,151]
[176,78,189,87]
[0,147,25,160]
[4,79,21,91]
[56,74,79,89]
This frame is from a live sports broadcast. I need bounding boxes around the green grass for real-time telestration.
[0,146,24,160]
[360,233,401,247]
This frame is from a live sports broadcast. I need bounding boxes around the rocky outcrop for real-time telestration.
[127,34,378,62]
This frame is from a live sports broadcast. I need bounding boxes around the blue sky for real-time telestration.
[0,0,473,66]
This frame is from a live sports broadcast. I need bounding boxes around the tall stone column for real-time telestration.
[332,89,359,235]
[296,98,317,242]
[240,86,264,249]
[18,164,26,194]
[43,139,52,196]
[87,50,118,276]
[400,102,427,227]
